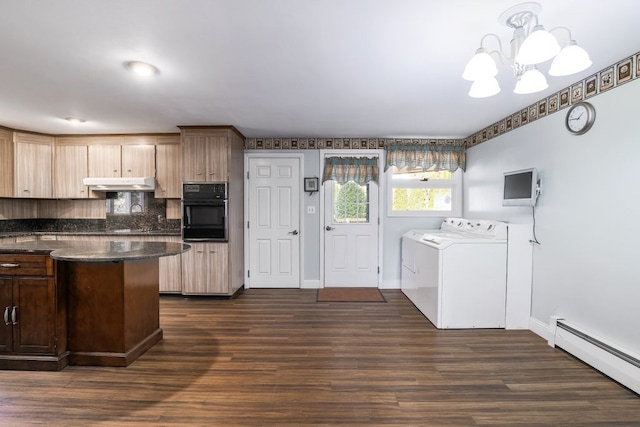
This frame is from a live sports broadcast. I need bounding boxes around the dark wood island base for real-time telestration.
[62,258,162,367]
[0,240,189,371]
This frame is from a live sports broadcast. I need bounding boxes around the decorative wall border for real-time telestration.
[245,51,639,151]
[244,137,465,150]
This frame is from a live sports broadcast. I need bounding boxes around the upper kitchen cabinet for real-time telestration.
[54,143,88,199]
[180,127,244,183]
[122,136,156,177]
[87,136,155,178]
[154,135,182,199]
[87,137,124,178]
[12,132,53,199]
[0,129,13,197]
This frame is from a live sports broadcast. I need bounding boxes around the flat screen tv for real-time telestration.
[502,168,539,206]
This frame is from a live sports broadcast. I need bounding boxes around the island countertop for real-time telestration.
[0,240,190,262]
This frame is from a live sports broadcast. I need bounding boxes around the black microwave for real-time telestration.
[182,183,228,242]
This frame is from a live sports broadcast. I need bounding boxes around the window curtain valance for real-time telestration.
[322,156,379,185]
[384,142,466,173]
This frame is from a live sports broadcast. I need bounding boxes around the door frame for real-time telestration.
[318,149,385,289]
[244,152,305,289]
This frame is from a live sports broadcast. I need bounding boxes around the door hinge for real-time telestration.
[247,270,250,278]
[377,266,380,274]
[247,221,250,229]
[247,171,249,179]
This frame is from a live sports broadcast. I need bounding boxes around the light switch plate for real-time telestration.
[307,206,316,214]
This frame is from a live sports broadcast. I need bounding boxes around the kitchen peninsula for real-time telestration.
[0,240,189,371]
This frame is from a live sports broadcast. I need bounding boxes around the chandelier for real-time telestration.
[462,2,592,98]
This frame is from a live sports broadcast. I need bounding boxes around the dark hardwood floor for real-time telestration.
[0,289,638,426]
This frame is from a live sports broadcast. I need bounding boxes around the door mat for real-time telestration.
[316,288,386,302]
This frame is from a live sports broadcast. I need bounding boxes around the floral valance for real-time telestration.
[384,143,466,172]
[322,156,379,185]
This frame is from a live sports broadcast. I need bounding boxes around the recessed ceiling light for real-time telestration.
[65,117,86,124]
[125,61,159,77]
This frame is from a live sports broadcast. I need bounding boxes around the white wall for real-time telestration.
[463,79,640,356]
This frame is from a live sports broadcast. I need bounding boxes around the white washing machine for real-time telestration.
[402,218,508,329]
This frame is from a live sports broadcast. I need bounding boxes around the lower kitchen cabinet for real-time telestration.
[0,254,68,370]
[159,253,182,293]
[181,242,229,295]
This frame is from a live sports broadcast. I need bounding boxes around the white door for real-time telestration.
[248,157,300,288]
[324,179,379,287]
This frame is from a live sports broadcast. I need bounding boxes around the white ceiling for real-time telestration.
[1,0,638,139]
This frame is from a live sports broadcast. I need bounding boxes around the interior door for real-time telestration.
[248,157,300,288]
[323,179,379,287]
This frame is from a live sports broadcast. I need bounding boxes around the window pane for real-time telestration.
[392,188,452,211]
[333,182,369,223]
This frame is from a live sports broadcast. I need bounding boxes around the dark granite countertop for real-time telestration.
[0,240,190,262]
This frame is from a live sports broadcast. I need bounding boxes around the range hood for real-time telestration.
[82,177,156,191]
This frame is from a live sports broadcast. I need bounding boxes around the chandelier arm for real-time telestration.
[487,50,509,67]
[479,33,509,61]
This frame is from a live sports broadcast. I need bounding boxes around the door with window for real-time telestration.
[247,157,301,288]
[323,179,379,287]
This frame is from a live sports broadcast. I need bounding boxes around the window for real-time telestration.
[332,182,370,224]
[387,167,462,217]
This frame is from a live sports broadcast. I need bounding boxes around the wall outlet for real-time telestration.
[307,206,316,214]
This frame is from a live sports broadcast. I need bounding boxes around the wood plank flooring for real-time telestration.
[0,289,638,426]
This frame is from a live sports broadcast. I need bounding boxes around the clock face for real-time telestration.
[566,102,595,135]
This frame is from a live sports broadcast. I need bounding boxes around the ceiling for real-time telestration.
[1,0,638,139]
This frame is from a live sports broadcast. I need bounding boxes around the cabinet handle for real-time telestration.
[3,307,9,326]
[11,306,17,325]
[0,263,20,268]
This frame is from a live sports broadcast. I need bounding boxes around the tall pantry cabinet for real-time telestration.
[179,126,245,296]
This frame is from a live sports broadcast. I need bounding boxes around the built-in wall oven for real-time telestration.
[182,182,228,242]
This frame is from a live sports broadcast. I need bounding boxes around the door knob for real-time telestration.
[325,226,335,231]
[288,230,299,235]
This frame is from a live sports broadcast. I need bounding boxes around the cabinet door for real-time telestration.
[182,243,228,295]
[160,254,182,293]
[54,145,89,198]
[15,141,53,198]
[0,130,12,197]
[122,145,155,177]
[182,135,208,182]
[155,143,182,198]
[13,277,56,354]
[0,278,12,353]
[206,135,228,181]
[89,145,121,177]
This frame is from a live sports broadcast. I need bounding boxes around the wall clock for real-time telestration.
[565,101,596,135]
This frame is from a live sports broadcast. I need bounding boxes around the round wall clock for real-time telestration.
[565,101,596,135]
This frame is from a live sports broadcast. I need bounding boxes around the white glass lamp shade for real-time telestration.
[462,48,498,81]
[548,41,592,76]
[513,68,548,94]
[515,25,561,65]
[469,77,501,98]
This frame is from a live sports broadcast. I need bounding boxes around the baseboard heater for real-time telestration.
[548,316,640,395]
